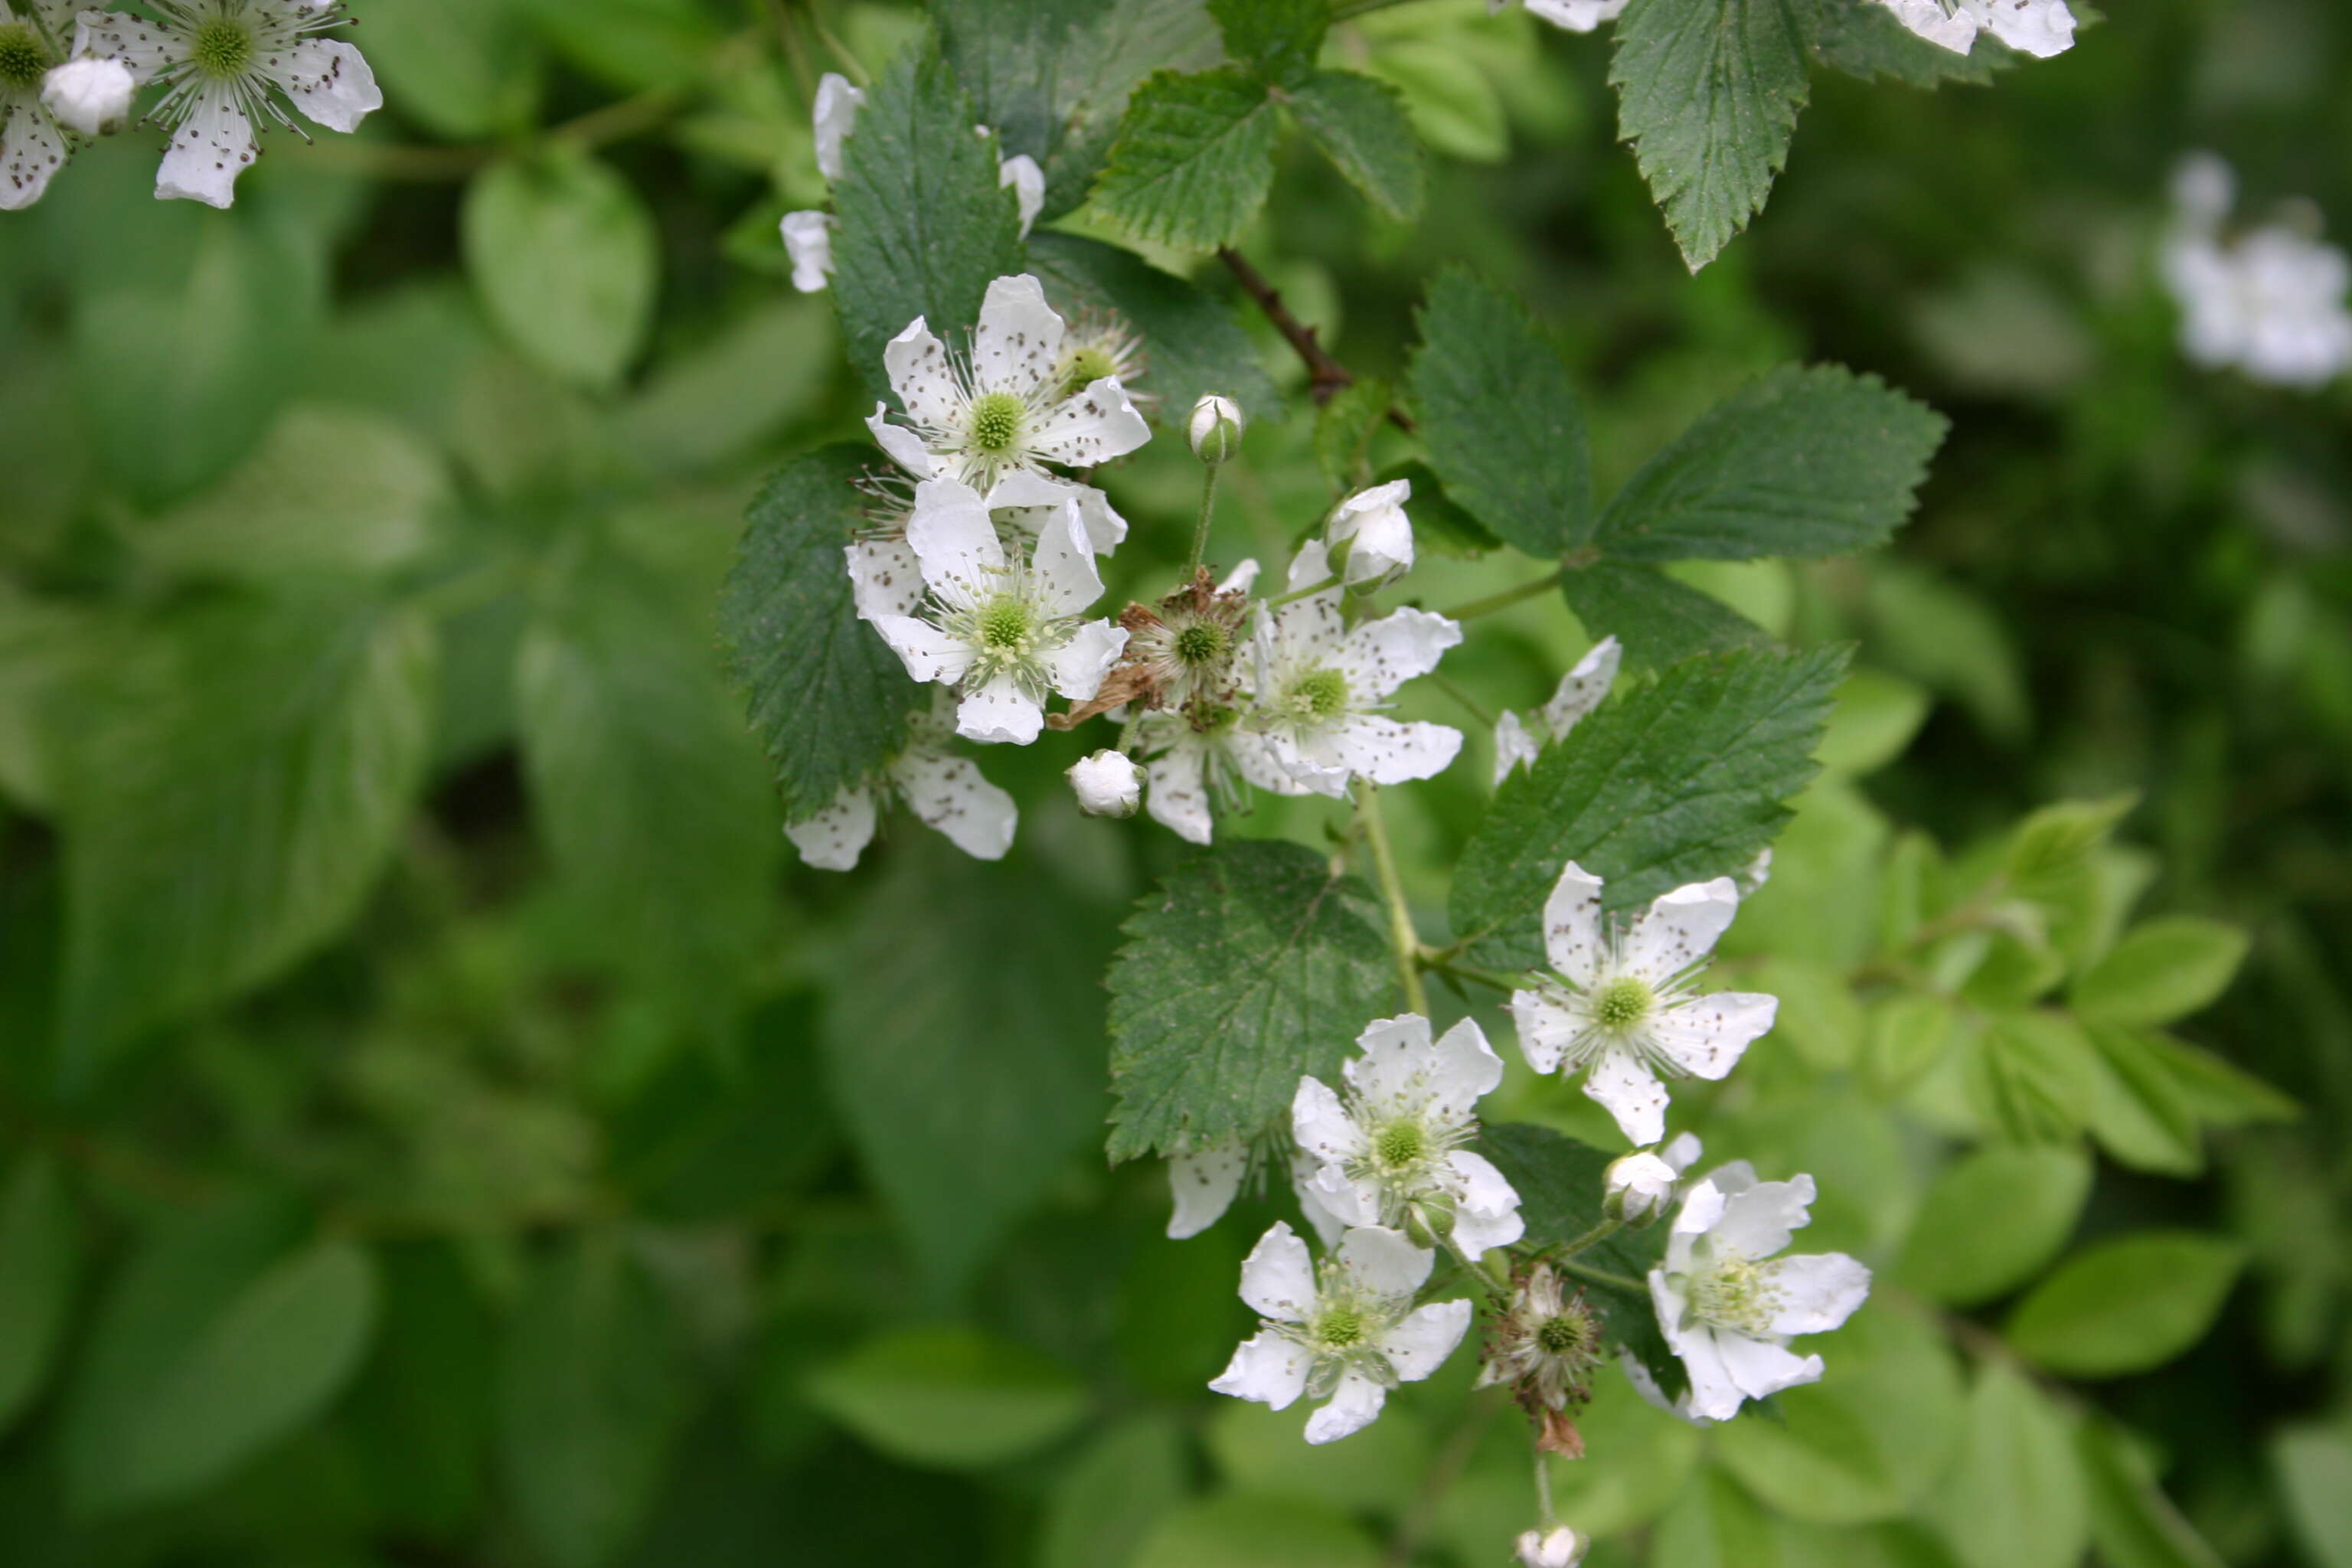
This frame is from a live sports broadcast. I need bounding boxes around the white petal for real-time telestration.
[1067,483,1131,552]
[1342,1013,1436,1112]
[971,273,1067,398]
[1762,1253,1872,1337]
[1624,877,1741,981]
[1292,1161,1353,1248]
[782,786,876,872]
[1323,716,1462,786]
[0,100,67,212]
[1425,1017,1506,1116]
[1210,1329,1312,1410]
[1508,989,1579,1076]
[905,480,1005,602]
[845,537,923,621]
[1028,377,1152,469]
[1335,1225,1433,1298]
[1656,1289,1749,1422]
[70,10,175,83]
[1334,609,1462,700]
[1524,0,1631,31]
[781,210,835,294]
[1237,1220,1315,1322]
[1874,0,1978,52]
[1647,991,1775,1081]
[1327,480,1415,587]
[890,747,1016,860]
[268,38,381,133]
[998,152,1044,237]
[1445,1152,1524,1259]
[155,89,257,208]
[1619,1343,1714,1428]
[1287,537,1334,593]
[1710,1173,1818,1262]
[870,615,972,686]
[1218,559,1261,594]
[1304,1370,1387,1444]
[1582,1048,1670,1148]
[1670,1173,1733,1242]
[1167,1145,1250,1240]
[1144,739,1213,845]
[812,70,864,184]
[1292,1076,1362,1169]
[1492,709,1540,787]
[1714,1328,1825,1404]
[1540,861,1606,986]
[1041,619,1125,701]
[1661,1131,1704,1174]
[1538,635,1621,738]
[1971,0,2075,57]
[867,403,942,479]
[1029,501,1104,616]
[1379,1298,1473,1383]
[955,675,1044,745]
[883,319,963,430]
[1308,1161,1380,1229]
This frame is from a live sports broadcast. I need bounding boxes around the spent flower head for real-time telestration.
[1476,1261,1604,1455]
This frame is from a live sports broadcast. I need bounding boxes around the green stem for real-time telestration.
[1423,953,1526,995]
[1189,462,1222,573]
[1332,0,1430,19]
[1357,783,1429,1016]
[802,0,870,83]
[1534,1448,1557,1529]
[1429,671,1495,727]
[1439,1232,1510,1308]
[1263,573,1340,610]
[1556,1257,1645,1296]
[1553,1215,1622,1260]
[1442,568,1564,622]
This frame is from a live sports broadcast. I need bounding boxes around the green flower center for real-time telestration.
[0,25,47,90]
[966,390,1026,456]
[1174,622,1230,666]
[1373,1119,1426,1171]
[1315,1307,1367,1350]
[1058,345,1118,397]
[1690,1257,1776,1334]
[1536,1313,1592,1356]
[977,596,1034,650]
[1593,976,1655,1031]
[1285,666,1351,721]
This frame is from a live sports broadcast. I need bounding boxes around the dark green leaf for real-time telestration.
[1610,0,1817,270]
[1211,0,1327,83]
[1596,365,1948,562]
[805,1325,1090,1471]
[1406,270,1591,558]
[1377,460,1501,559]
[1814,0,2011,87]
[1107,841,1394,1163]
[1476,1123,1673,1382]
[1094,67,1283,250]
[1289,69,1426,223]
[1451,645,1847,969]
[1560,560,1772,668]
[56,596,439,1086]
[0,1156,77,1437]
[1027,230,1284,423]
[2005,1232,2246,1379]
[832,37,1030,397]
[345,1242,497,1536]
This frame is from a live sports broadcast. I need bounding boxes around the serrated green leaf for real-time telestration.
[2005,1232,2246,1379]
[720,446,926,819]
[1611,0,1816,270]
[1893,1144,2089,1306]
[2070,916,2249,1027]
[1289,70,1426,223]
[1450,645,1846,969]
[462,149,658,392]
[56,595,438,1086]
[1027,230,1283,423]
[805,1325,1089,1471]
[1376,460,1501,558]
[1560,560,1772,668]
[1597,366,1946,562]
[832,37,1029,396]
[0,1156,77,1437]
[1407,270,1590,558]
[1212,0,1327,82]
[1106,841,1393,1161]
[1094,67,1283,250]
[1814,0,2010,87]
[827,835,1119,1293]
[1928,1364,2087,1568]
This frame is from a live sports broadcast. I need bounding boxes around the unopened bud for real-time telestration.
[1067,750,1142,817]
[1514,1525,1586,1567]
[1325,478,1414,589]
[1187,394,1245,463]
[41,57,136,138]
[1603,1150,1681,1227]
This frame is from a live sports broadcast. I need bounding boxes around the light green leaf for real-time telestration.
[1289,70,1426,223]
[512,0,724,91]
[1893,1144,2090,1307]
[2140,1032,2297,1128]
[2079,1022,2204,1175]
[56,596,438,1086]
[720,446,926,822]
[1361,39,1508,162]
[2078,1417,2227,1568]
[1610,0,1816,270]
[805,1325,1089,1471]
[1042,1414,1190,1568]
[1655,1467,1785,1568]
[1134,1494,1383,1568]
[1559,560,1771,668]
[1106,840,1393,1162]
[1094,67,1283,249]
[828,835,1120,1292]
[0,1156,77,1437]
[1408,269,1591,559]
[2004,793,2139,897]
[1968,1010,2101,1142]
[463,149,658,391]
[1927,1362,2087,1568]
[1596,366,1947,563]
[1753,956,1866,1070]
[2005,1231,2246,1379]
[363,0,541,139]
[2273,1426,2352,1568]
[1817,669,1932,777]
[1813,0,2010,87]
[1864,565,2030,743]
[1451,645,1846,969]
[2071,916,2250,1027]
[831,37,1030,392]
[1207,1397,1429,1516]
[1027,230,1284,423]
[616,295,837,477]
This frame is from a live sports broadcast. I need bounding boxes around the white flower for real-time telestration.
[1187,393,1245,462]
[1649,1163,1871,1421]
[1604,1131,1700,1226]
[998,149,1043,237]
[783,698,1017,871]
[845,470,1127,624]
[865,480,1125,745]
[1325,479,1415,590]
[1067,749,1142,817]
[1246,541,1464,797]
[1210,1221,1472,1445]
[1508,863,1777,1147]
[812,69,862,183]
[867,273,1151,492]
[1136,704,1291,846]
[1292,1014,1524,1260]
[1873,0,2075,58]
[2161,152,2352,390]
[1165,1136,1351,1244]
[0,2,80,210]
[780,209,834,293]
[40,54,132,136]
[1493,0,1630,32]
[1515,1527,1588,1567]
[1493,636,1621,786]
[76,0,381,208]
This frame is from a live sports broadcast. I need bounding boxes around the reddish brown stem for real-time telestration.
[1218,245,1418,433]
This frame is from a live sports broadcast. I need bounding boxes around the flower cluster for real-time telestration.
[2161,152,2352,390]
[2,0,378,211]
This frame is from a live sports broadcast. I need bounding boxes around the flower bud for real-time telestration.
[1067,750,1142,817]
[1514,1525,1586,1567]
[779,210,835,294]
[1187,394,1245,463]
[41,57,136,138]
[1602,1149,1681,1227]
[1325,478,1414,589]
